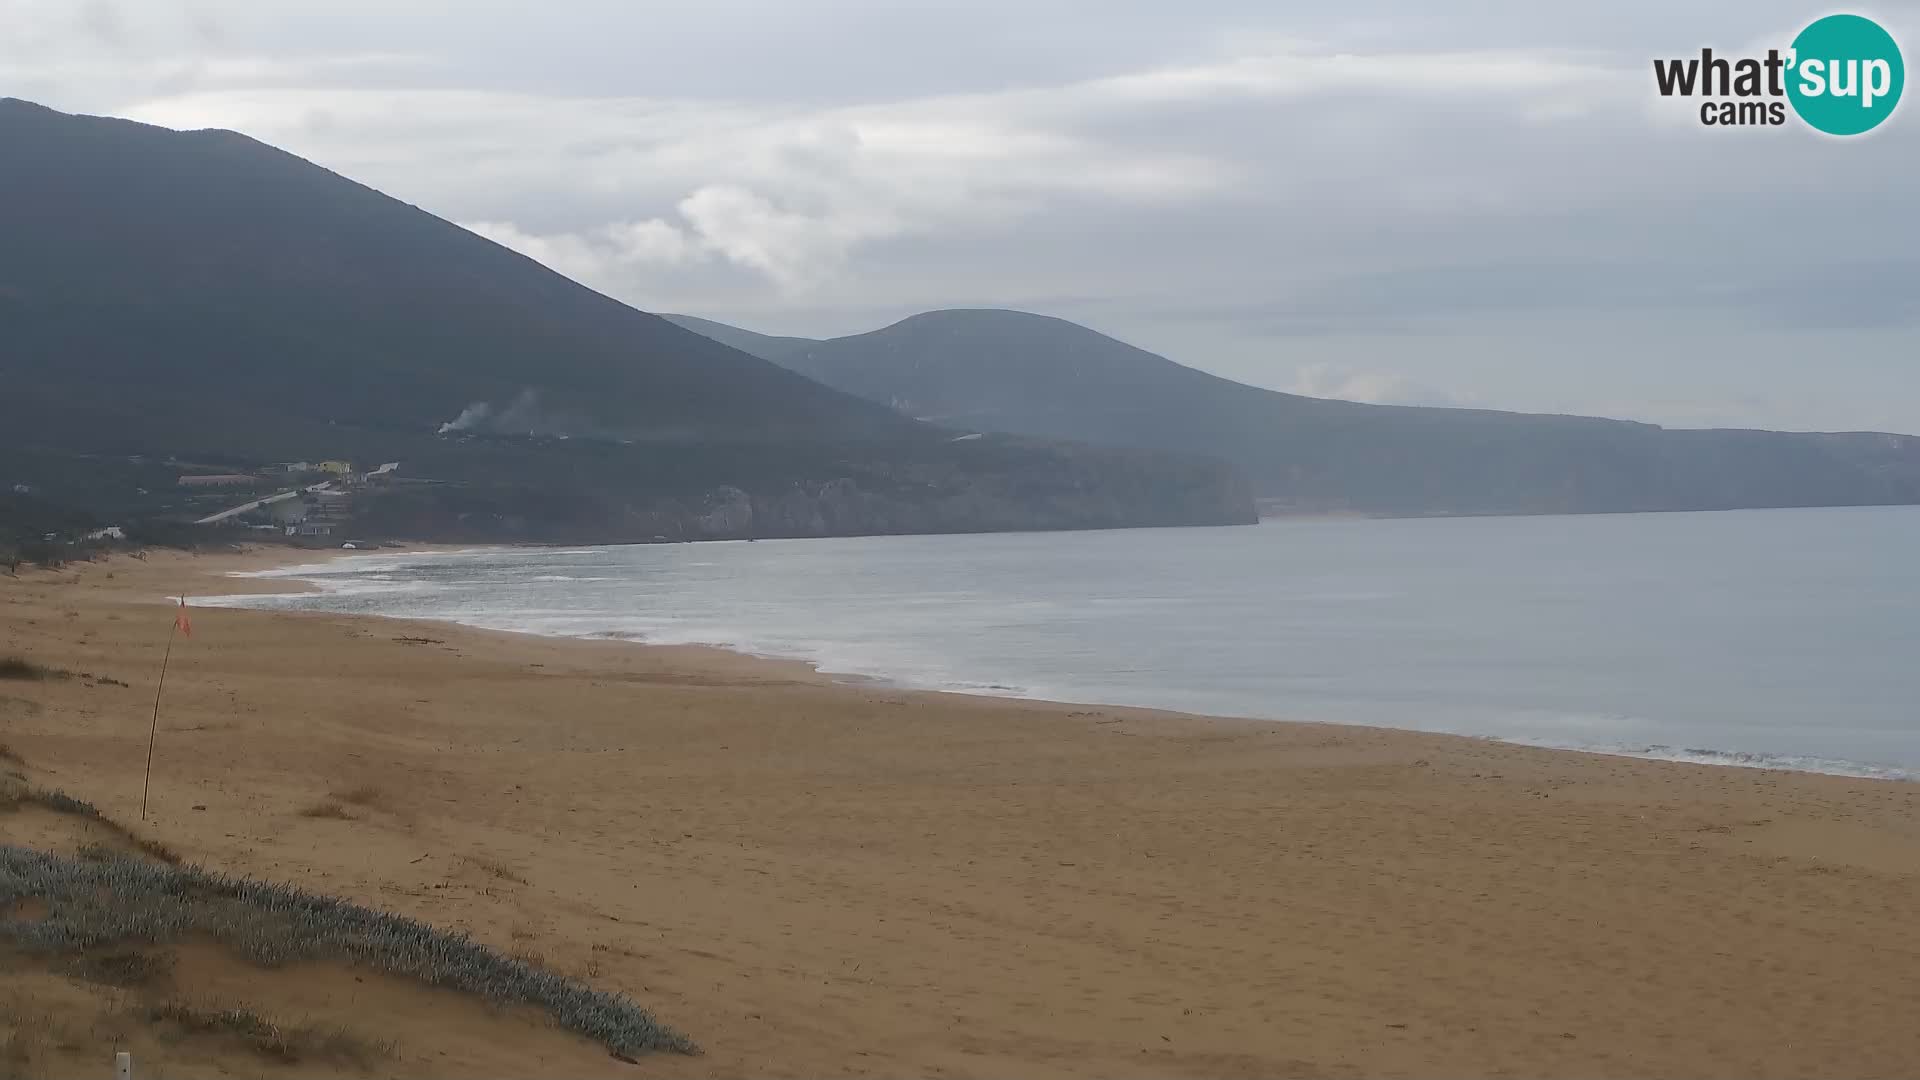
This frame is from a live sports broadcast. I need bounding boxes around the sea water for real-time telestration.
[203,505,1920,780]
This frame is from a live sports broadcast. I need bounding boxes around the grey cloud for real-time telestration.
[6,0,1919,432]
[78,0,125,46]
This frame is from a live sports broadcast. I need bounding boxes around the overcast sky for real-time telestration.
[7,0,1917,432]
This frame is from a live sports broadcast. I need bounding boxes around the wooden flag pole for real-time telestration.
[141,596,189,822]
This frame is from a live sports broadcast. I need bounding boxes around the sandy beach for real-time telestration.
[3,546,1919,1078]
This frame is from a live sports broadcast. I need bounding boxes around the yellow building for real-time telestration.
[316,460,355,475]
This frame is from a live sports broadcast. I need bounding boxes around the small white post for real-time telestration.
[115,1051,132,1080]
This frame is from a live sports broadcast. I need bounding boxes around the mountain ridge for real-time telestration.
[665,308,1920,517]
[0,100,1256,540]
[0,96,914,448]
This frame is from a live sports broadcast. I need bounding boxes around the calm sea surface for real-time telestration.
[207,507,1920,780]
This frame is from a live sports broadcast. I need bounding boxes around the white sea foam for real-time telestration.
[1503,738,1917,782]
[223,560,356,579]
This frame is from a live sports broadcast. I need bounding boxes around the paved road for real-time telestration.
[194,482,333,526]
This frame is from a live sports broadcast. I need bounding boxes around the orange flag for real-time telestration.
[174,597,192,638]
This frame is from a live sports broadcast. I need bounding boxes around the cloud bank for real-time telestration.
[6,0,1917,432]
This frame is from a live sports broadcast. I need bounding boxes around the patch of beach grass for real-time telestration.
[464,854,529,885]
[329,783,385,808]
[298,801,356,821]
[0,658,122,687]
[1,1029,34,1080]
[0,845,695,1058]
[129,836,181,865]
[22,789,99,818]
[0,658,53,682]
[148,1000,394,1066]
[63,947,176,989]
[0,786,181,865]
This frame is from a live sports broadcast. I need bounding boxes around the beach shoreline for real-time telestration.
[201,543,1918,784]
[3,546,1918,1077]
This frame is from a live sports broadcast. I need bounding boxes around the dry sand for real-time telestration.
[3,546,1918,1078]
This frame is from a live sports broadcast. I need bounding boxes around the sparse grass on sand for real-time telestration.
[0,986,387,1071]
[0,656,124,686]
[3,1029,34,1080]
[0,658,53,681]
[298,800,357,820]
[464,854,529,885]
[63,947,176,989]
[4,787,97,818]
[0,783,180,865]
[330,783,385,807]
[0,845,696,1058]
[147,1000,394,1066]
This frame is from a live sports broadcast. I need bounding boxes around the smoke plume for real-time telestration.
[437,402,492,435]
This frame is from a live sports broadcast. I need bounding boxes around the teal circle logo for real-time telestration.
[1786,14,1904,135]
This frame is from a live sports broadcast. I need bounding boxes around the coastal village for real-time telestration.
[182,459,403,546]
[4,456,429,568]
